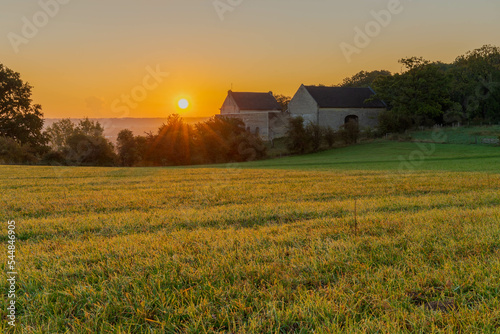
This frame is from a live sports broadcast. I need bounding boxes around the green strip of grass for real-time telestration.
[218,141,500,172]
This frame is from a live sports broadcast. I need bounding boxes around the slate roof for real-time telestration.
[229,91,282,111]
[303,86,386,108]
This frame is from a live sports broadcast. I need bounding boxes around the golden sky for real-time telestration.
[2,0,499,118]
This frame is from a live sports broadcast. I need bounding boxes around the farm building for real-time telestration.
[219,90,289,141]
[288,85,386,130]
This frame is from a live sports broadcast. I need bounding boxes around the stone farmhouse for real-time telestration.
[288,85,386,130]
[219,90,289,141]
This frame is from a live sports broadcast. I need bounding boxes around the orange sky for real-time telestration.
[2,0,499,118]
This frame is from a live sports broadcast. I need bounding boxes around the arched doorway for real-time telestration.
[345,115,359,124]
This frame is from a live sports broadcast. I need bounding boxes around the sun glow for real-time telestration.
[178,99,189,109]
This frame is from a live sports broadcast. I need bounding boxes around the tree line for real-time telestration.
[41,115,266,166]
[1,45,499,165]
[339,45,500,132]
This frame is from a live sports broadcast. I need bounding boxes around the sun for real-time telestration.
[178,99,189,109]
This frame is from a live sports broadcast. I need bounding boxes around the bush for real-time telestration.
[305,123,322,152]
[44,118,117,166]
[193,117,266,164]
[41,150,67,165]
[64,133,117,166]
[117,129,140,167]
[324,127,336,148]
[0,137,37,164]
[340,120,360,144]
[285,117,309,154]
[378,109,413,134]
[361,127,377,140]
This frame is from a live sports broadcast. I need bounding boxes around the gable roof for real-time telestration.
[229,91,282,111]
[303,86,386,109]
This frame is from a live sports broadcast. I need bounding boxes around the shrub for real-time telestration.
[64,133,117,166]
[378,109,413,134]
[285,117,309,154]
[324,127,336,148]
[305,123,322,152]
[0,136,37,164]
[340,120,360,144]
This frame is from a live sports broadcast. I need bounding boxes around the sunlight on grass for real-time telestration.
[1,166,499,332]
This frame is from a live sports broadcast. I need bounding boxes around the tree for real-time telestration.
[285,117,309,154]
[274,94,292,112]
[116,129,146,167]
[64,133,116,166]
[340,70,391,88]
[0,137,37,164]
[194,116,266,164]
[0,64,47,149]
[145,114,193,166]
[372,57,452,130]
[117,129,140,166]
[450,45,500,122]
[324,127,336,148]
[340,119,360,144]
[45,118,76,151]
[44,118,117,166]
[78,117,105,137]
[305,123,322,152]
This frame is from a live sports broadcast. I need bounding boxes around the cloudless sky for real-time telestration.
[1,0,499,118]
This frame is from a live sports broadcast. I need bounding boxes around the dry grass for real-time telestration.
[1,165,499,333]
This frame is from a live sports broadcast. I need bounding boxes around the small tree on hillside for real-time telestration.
[305,123,322,152]
[274,94,292,112]
[45,118,76,151]
[340,119,360,144]
[117,129,140,166]
[324,127,336,148]
[285,117,309,154]
[44,118,117,166]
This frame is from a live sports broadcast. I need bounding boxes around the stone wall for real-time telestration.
[220,95,239,114]
[269,112,290,139]
[318,108,384,130]
[223,112,269,140]
[288,85,318,124]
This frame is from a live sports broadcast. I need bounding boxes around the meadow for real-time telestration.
[1,141,500,333]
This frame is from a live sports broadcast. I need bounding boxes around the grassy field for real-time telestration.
[1,142,500,333]
[409,126,500,145]
[239,141,500,172]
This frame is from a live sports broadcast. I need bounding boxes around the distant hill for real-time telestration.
[44,117,211,142]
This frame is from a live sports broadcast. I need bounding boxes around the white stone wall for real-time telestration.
[288,85,318,124]
[220,95,239,114]
[269,112,290,139]
[223,113,269,140]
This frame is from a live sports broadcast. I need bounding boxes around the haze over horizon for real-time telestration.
[2,0,499,119]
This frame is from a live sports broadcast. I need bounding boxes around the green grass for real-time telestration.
[234,141,500,172]
[409,125,500,145]
[1,143,500,333]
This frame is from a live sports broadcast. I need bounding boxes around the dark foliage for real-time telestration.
[44,118,117,166]
[119,115,266,167]
[339,119,360,144]
[285,116,309,154]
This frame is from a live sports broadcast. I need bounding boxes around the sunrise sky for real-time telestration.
[2,0,499,118]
